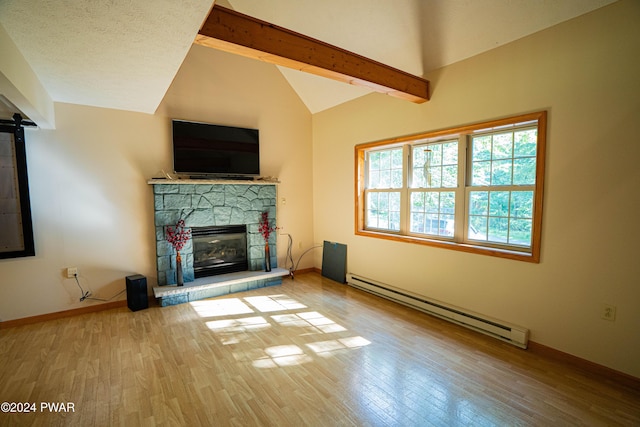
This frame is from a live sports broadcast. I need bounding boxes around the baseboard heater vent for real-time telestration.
[346,273,529,349]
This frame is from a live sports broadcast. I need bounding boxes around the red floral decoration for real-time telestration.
[258,211,277,243]
[166,219,191,252]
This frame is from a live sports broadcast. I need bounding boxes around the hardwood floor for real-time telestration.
[1,272,639,426]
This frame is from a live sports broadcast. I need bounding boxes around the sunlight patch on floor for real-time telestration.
[271,312,347,334]
[190,298,254,317]
[306,336,372,356]
[192,293,372,368]
[244,295,307,312]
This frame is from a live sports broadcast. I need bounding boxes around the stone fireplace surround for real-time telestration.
[149,179,286,306]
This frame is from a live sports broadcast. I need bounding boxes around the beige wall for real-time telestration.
[312,0,640,377]
[0,45,313,321]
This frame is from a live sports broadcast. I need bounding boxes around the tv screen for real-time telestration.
[172,120,260,177]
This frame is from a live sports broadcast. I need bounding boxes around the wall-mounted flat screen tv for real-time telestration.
[172,120,260,177]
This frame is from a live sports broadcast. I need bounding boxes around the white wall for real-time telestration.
[0,45,313,321]
[312,0,640,377]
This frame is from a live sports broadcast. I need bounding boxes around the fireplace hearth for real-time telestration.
[192,225,248,278]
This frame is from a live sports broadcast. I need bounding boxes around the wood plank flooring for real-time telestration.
[1,272,639,426]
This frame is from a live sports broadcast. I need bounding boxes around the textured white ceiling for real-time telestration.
[0,0,213,114]
[0,0,618,116]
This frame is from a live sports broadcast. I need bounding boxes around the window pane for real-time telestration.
[440,192,455,214]
[472,136,492,161]
[425,215,439,234]
[440,215,453,236]
[442,165,457,187]
[412,141,457,189]
[489,191,510,217]
[369,152,380,170]
[367,192,378,210]
[514,129,537,157]
[425,192,439,212]
[391,149,403,168]
[469,191,488,215]
[428,166,442,188]
[379,170,391,188]
[413,146,427,164]
[411,212,425,233]
[442,142,458,164]
[491,159,512,186]
[472,128,538,190]
[412,169,426,188]
[410,191,455,238]
[369,170,380,188]
[469,216,487,240]
[468,190,534,247]
[390,192,401,212]
[391,169,403,188]
[488,217,509,243]
[471,161,490,186]
[389,210,400,231]
[430,145,442,166]
[411,192,424,211]
[510,191,534,218]
[380,151,390,170]
[368,148,402,189]
[366,191,400,231]
[509,219,532,246]
[379,193,389,211]
[513,157,536,185]
[367,210,378,228]
[492,132,513,159]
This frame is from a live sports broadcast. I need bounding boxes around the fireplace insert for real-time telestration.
[191,225,248,278]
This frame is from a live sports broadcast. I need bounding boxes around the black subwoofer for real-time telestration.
[126,274,148,312]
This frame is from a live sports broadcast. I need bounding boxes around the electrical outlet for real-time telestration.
[66,267,78,278]
[601,303,616,321]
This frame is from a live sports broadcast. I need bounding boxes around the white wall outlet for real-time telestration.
[66,267,78,278]
[601,303,616,321]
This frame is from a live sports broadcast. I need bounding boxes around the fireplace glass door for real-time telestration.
[192,225,248,278]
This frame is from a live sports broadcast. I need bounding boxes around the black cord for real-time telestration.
[293,244,323,278]
[74,274,126,302]
[281,233,295,278]
[279,233,322,279]
[74,274,91,301]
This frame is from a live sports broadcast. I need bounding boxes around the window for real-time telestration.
[0,114,35,259]
[355,112,546,262]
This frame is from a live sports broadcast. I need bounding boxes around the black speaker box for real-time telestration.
[126,274,148,312]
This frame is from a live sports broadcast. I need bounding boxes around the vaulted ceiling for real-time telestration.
[0,0,617,122]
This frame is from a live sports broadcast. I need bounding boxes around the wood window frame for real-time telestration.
[355,111,547,263]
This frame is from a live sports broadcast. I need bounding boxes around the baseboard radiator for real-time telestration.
[346,273,529,349]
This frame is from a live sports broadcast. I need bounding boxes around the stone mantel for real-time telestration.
[148,177,280,186]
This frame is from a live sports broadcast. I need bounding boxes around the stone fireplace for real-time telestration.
[150,180,279,291]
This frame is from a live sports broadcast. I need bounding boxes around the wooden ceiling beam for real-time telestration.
[195,5,429,104]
